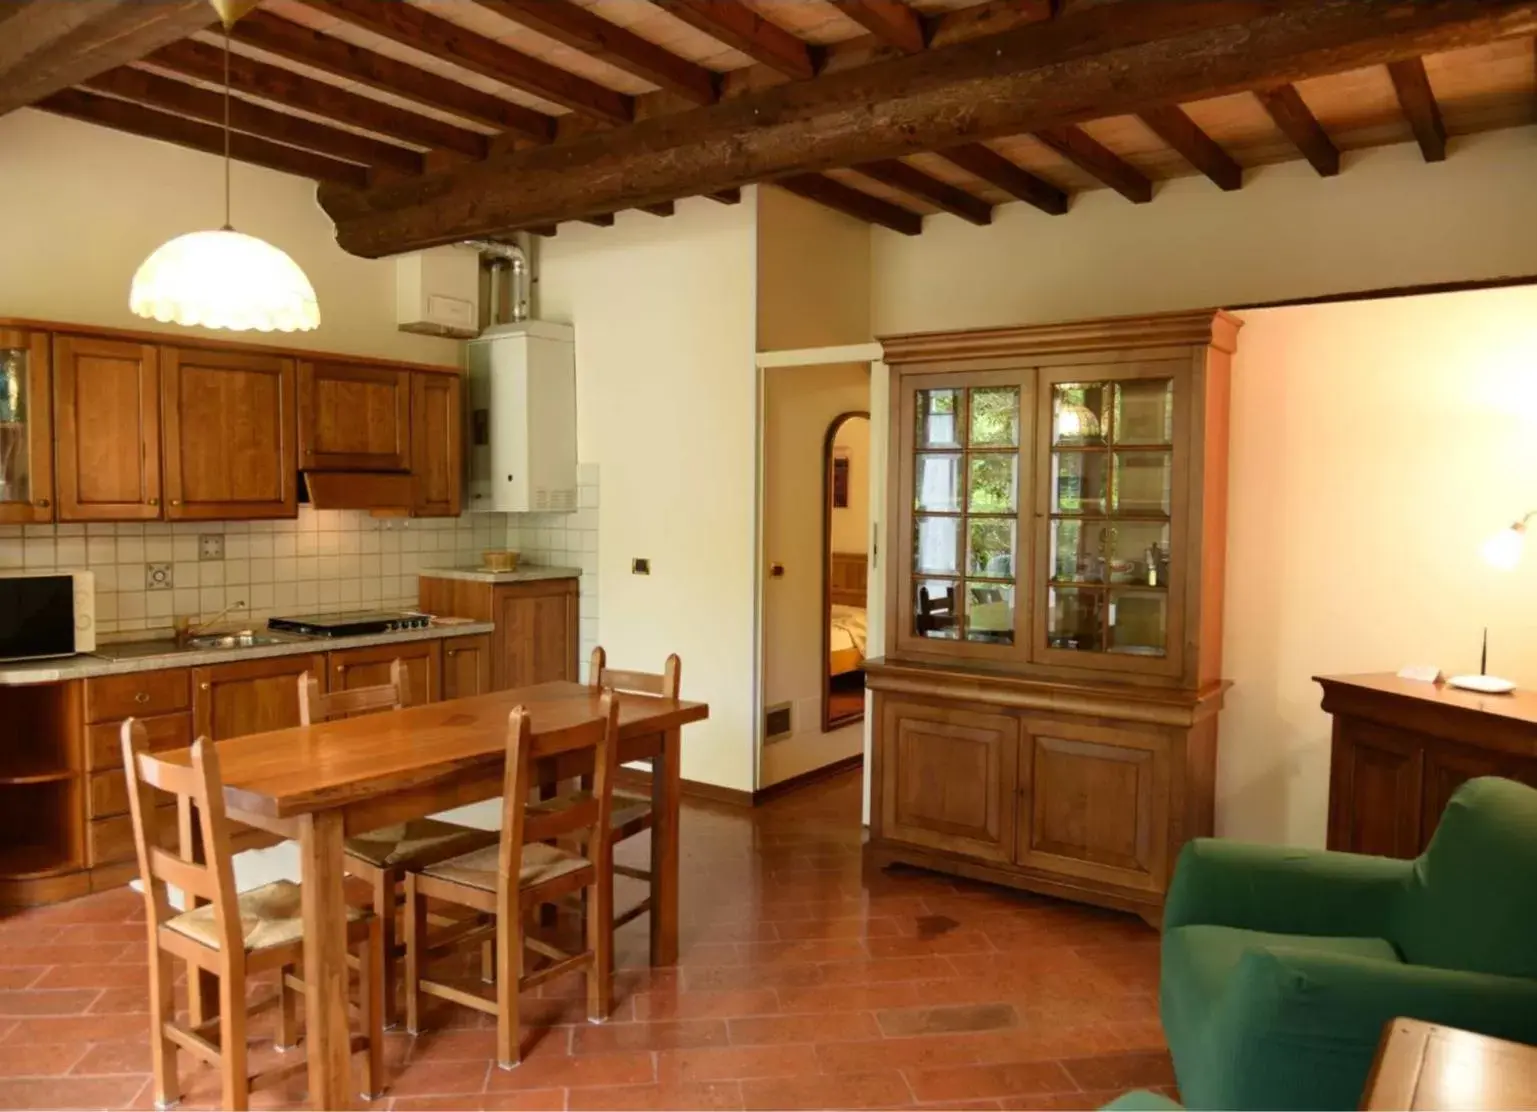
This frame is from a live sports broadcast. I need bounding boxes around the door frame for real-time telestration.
[822,409,871,734]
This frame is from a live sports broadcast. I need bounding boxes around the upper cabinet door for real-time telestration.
[0,329,54,524]
[298,361,412,472]
[161,346,296,521]
[411,371,462,517]
[54,335,162,522]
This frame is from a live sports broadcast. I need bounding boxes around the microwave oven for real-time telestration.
[0,570,95,662]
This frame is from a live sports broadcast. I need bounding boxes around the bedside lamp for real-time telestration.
[1447,511,1534,694]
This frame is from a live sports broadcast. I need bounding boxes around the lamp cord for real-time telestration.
[221,23,232,232]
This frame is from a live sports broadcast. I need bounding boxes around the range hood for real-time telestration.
[302,471,412,514]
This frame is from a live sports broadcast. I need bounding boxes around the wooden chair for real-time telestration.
[298,659,499,1027]
[120,719,385,1111]
[402,696,619,1069]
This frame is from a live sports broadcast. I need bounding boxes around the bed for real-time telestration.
[828,552,868,675]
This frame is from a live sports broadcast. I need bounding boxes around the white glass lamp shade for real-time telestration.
[1482,523,1527,571]
[130,228,320,333]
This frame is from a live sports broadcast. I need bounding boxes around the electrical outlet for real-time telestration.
[632,558,650,575]
[145,563,173,591]
[199,534,224,561]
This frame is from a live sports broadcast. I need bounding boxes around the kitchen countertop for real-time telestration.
[0,620,496,686]
[419,565,582,584]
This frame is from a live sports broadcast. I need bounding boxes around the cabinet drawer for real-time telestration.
[86,711,193,771]
[84,670,190,723]
[89,771,129,819]
[90,805,174,867]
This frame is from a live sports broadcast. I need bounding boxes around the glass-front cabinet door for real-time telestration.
[0,329,53,524]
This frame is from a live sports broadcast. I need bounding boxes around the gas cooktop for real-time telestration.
[267,611,432,637]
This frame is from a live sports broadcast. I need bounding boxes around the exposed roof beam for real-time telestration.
[854,159,992,225]
[470,0,717,106]
[82,65,423,176]
[149,39,489,160]
[776,175,922,236]
[708,188,743,204]
[582,214,616,227]
[926,0,1054,49]
[229,10,553,141]
[1254,83,1340,176]
[833,0,925,54]
[0,0,212,116]
[938,144,1067,215]
[1387,57,1448,161]
[1033,125,1152,203]
[320,0,1537,255]
[1137,105,1243,191]
[294,0,634,124]
[658,1,817,80]
[641,202,676,217]
[37,87,368,187]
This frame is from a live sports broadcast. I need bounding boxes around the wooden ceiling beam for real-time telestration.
[37,87,368,187]
[833,0,926,54]
[320,0,1537,254]
[641,202,676,217]
[582,214,616,227]
[229,10,554,141]
[776,175,922,236]
[149,39,489,160]
[469,0,717,106]
[708,188,743,204]
[658,1,817,80]
[0,0,212,116]
[1137,105,1243,191]
[1387,57,1448,161]
[938,143,1068,215]
[854,159,992,225]
[1033,125,1152,203]
[293,0,634,124]
[1254,83,1340,176]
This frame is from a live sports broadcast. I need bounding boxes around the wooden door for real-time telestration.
[0,329,54,524]
[298,361,411,471]
[412,372,462,517]
[53,335,162,521]
[493,581,578,690]
[878,697,1018,863]
[192,654,326,741]
[441,634,493,701]
[328,640,441,705]
[161,346,296,520]
[1016,718,1170,893]
[1327,719,1424,857]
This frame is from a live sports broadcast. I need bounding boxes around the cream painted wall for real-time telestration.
[830,417,871,555]
[0,110,459,366]
[761,363,870,787]
[757,185,872,352]
[536,198,760,792]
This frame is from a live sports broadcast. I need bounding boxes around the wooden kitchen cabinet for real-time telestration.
[53,334,162,522]
[161,346,297,520]
[440,634,493,701]
[328,640,440,705]
[0,329,54,523]
[299,360,411,471]
[411,371,462,517]
[192,654,325,741]
[418,576,580,692]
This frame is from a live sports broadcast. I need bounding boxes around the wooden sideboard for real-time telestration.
[1318,673,1537,857]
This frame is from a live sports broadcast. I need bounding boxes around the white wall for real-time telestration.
[757,186,872,352]
[830,417,871,555]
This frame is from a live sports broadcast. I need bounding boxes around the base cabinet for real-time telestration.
[418,576,580,691]
[441,634,493,700]
[329,640,440,705]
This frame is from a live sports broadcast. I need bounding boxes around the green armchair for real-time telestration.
[1161,776,1537,1111]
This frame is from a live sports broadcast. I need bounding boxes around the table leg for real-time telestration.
[300,811,355,1111]
[649,727,681,966]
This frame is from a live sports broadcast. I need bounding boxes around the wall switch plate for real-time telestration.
[632,558,650,575]
[146,563,173,591]
[199,535,224,561]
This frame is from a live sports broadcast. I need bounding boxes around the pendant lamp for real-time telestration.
[129,0,319,332]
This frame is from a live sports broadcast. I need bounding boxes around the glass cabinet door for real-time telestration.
[0,331,51,524]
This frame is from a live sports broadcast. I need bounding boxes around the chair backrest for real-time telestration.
[587,646,681,700]
[120,718,243,958]
[1393,776,1537,978]
[299,658,409,725]
[498,694,620,894]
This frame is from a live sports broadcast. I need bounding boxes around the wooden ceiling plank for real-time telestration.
[776,174,922,235]
[1137,104,1243,190]
[149,39,489,160]
[855,158,993,224]
[37,86,368,187]
[833,0,926,54]
[1254,83,1341,176]
[82,65,424,175]
[230,10,554,140]
[1388,56,1449,160]
[641,201,676,216]
[469,0,717,105]
[293,0,634,124]
[1033,125,1152,203]
[938,143,1067,214]
[658,1,817,80]
[926,0,1054,49]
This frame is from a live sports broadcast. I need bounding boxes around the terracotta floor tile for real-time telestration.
[630,988,779,1022]
[0,1075,147,1110]
[774,982,923,1014]
[1028,1089,1139,1111]
[906,1060,1079,1103]
[0,968,46,991]
[485,1051,654,1092]
[85,987,155,1015]
[566,1081,743,1110]
[70,1039,153,1075]
[0,944,132,967]
[816,1033,999,1075]
[390,1092,566,1111]
[0,1014,143,1044]
[384,1058,493,1098]
[658,1044,820,1084]
[817,957,954,984]
[569,1018,729,1054]
[1060,1050,1175,1091]
[772,916,905,941]
[0,1040,91,1077]
[877,1003,1019,1038]
[684,964,824,993]
[739,1069,913,1110]
[33,963,149,990]
[728,1011,880,1045]
[913,1101,1005,1111]
[0,988,103,1016]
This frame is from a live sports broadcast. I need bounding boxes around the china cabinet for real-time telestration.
[867,310,1238,923]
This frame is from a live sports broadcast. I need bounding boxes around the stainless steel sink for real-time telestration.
[183,632,287,650]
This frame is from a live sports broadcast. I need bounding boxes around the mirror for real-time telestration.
[823,412,870,732]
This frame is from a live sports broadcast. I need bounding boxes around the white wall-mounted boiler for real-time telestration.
[466,321,577,514]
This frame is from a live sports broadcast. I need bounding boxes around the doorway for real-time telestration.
[824,412,870,731]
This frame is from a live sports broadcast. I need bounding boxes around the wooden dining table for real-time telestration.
[159,679,709,1110]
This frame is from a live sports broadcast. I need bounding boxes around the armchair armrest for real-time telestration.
[1164,838,1412,936]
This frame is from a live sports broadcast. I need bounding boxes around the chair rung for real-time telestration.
[524,934,573,963]
[521,951,592,991]
[164,1019,221,1066]
[420,977,498,1016]
[614,864,652,882]
[614,899,651,930]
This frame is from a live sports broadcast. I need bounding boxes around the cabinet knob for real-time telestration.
[171,499,181,507]
[35,498,49,508]
[134,692,150,704]
[148,497,159,507]
[200,682,210,691]
[336,664,346,673]
[446,649,456,657]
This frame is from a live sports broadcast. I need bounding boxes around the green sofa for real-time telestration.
[1161,776,1537,1111]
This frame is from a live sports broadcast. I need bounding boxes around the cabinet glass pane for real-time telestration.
[1109,589,1168,656]
[0,348,31,506]
[1046,586,1105,652]
[915,453,962,511]
[1107,521,1171,586]
[1114,379,1174,445]
[1113,451,1173,514]
[1052,383,1110,446]
[1051,451,1108,514]
[965,583,1014,644]
[968,518,1015,578]
[914,578,959,640]
[1049,518,1105,584]
[969,387,1019,447]
[916,389,963,449]
[914,515,961,576]
[968,453,1016,513]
